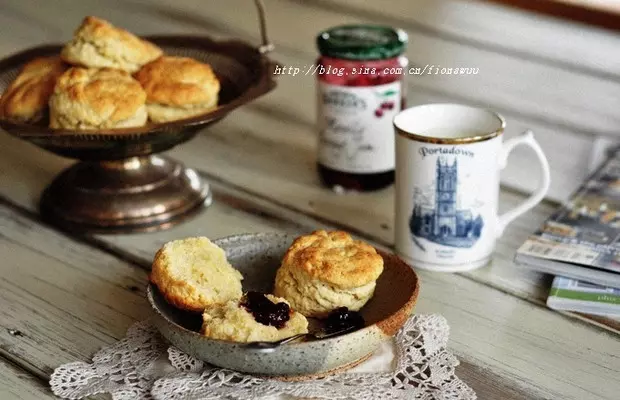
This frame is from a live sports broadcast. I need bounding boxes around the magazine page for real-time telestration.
[517,151,620,273]
[547,276,620,316]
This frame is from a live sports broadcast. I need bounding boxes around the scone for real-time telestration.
[201,292,309,342]
[274,230,384,318]
[0,56,67,123]
[150,237,243,312]
[134,56,220,122]
[61,16,162,73]
[49,67,147,129]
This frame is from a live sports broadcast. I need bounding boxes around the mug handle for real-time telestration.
[496,130,551,237]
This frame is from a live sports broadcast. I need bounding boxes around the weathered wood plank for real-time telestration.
[0,0,612,201]
[0,107,583,318]
[325,0,620,77]
[0,2,618,398]
[0,217,149,375]
[5,0,620,79]
[487,0,620,31]
[131,0,620,136]
[0,83,611,335]
[1,204,619,399]
[0,358,56,400]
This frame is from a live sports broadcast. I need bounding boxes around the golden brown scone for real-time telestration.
[0,56,67,123]
[61,16,162,73]
[134,56,220,122]
[49,67,147,129]
[150,237,243,312]
[274,230,384,318]
[201,294,308,343]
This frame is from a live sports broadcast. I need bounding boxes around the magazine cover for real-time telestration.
[516,149,620,279]
[547,276,620,316]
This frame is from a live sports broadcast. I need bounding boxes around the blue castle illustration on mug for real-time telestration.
[409,157,483,248]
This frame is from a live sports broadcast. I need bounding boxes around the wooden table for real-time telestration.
[1,1,619,399]
[488,0,620,31]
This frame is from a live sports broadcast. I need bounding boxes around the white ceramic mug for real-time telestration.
[394,104,551,272]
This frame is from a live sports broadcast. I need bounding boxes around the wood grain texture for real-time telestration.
[0,138,617,399]
[0,1,619,398]
[0,136,615,399]
[0,0,612,329]
[155,0,620,136]
[0,358,55,400]
[325,0,620,78]
[456,359,540,400]
[0,0,612,201]
[487,0,620,31]
[1,202,620,399]
[0,105,605,332]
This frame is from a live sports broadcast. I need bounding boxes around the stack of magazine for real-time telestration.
[515,150,620,317]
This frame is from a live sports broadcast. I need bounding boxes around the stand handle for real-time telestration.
[254,0,274,53]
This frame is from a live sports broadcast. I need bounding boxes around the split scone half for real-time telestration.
[134,56,220,123]
[49,67,147,129]
[201,292,309,343]
[274,230,384,318]
[61,16,162,73]
[0,56,67,123]
[150,237,243,312]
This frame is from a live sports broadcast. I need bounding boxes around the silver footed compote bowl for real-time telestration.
[0,1,277,233]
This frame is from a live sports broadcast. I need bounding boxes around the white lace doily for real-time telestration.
[50,314,476,400]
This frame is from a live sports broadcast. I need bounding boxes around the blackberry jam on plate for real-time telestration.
[324,307,366,334]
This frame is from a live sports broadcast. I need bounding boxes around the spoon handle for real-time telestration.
[244,326,358,352]
[275,333,308,345]
[245,333,308,352]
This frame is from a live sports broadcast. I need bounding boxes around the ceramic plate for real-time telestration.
[147,232,419,378]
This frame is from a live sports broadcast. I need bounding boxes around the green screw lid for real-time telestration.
[317,25,408,60]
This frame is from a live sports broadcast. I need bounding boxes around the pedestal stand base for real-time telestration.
[40,156,211,234]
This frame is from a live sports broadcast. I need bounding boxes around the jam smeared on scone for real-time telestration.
[241,291,291,329]
[325,307,365,334]
[201,293,308,342]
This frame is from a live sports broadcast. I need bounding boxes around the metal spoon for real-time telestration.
[244,325,357,353]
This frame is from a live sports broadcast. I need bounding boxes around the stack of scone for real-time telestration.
[0,56,67,123]
[0,16,220,129]
[150,230,384,344]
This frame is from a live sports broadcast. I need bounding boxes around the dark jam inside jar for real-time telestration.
[316,26,408,192]
[318,164,395,192]
[324,307,366,334]
[241,291,291,329]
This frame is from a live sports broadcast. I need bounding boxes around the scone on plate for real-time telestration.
[201,292,309,343]
[274,230,384,318]
[49,67,147,129]
[0,56,67,123]
[61,16,162,73]
[134,56,220,123]
[150,237,243,312]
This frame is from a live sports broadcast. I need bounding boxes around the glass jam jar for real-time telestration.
[316,25,408,191]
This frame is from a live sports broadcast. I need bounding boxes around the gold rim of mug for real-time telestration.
[394,108,506,144]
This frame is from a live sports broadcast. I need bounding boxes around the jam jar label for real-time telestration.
[317,81,401,173]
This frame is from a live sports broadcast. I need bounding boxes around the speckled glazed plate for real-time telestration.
[147,232,419,378]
